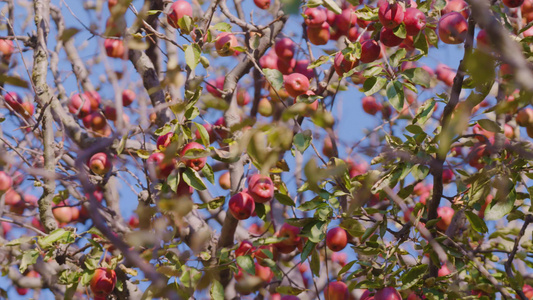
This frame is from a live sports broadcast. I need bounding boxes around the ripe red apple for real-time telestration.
[213,117,228,140]
[334,52,358,77]
[255,263,274,282]
[326,227,348,252]
[348,27,362,42]
[442,0,469,19]
[1,221,11,236]
[523,284,533,299]
[237,89,251,106]
[284,73,310,98]
[335,9,358,32]
[254,244,277,266]
[275,38,295,60]
[122,89,135,107]
[275,223,301,254]
[68,93,93,117]
[442,169,454,184]
[180,142,207,171]
[167,1,193,29]
[157,132,174,150]
[4,92,23,112]
[235,240,255,257]
[89,153,112,175]
[435,63,455,86]
[104,39,126,59]
[53,205,73,223]
[378,2,405,29]
[403,8,426,36]
[360,40,381,63]
[177,177,194,196]
[362,96,383,115]
[308,22,330,45]
[84,112,107,130]
[258,97,274,117]
[304,7,327,27]
[219,172,231,190]
[247,174,274,203]
[206,76,225,98]
[0,171,13,192]
[322,136,335,158]
[438,264,451,277]
[148,152,175,179]
[324,281,349,300]
[503,0,524,7]
[228,191,256,220]
[281,295,299,300]
[90,268,117,297]
[294,60,314,79]
[516,108,533,127]
[380,27,404,47]
[374,287,401,300]
[4,188,21,206]
[438,12,468,45]
[436,206,454,231]
[16,287,28,296]
[276,57,296,75]
[103,105,117,121]
[215,32,238,57]
[128,215,139,228]
[254,0,270,9]
[259,51,278,69]
[0,39,14,57]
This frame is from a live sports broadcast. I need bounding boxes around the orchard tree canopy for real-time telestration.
[2,0,533,299]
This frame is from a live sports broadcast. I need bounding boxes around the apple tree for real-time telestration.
[1,0,533,299]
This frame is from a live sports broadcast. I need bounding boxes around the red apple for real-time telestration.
[4,188,21,206]
[215,32,238,57]
[442,169,454,184]
[213,117,228,140]
[177,177,194,196]
[335,9,358,32]
[380,27,404,47]
[235,240,255,257]
[103,105,117,121]
[104,39,126,59]
[435,63,455,86]
[436,206,454,231]
[438,264,451,277]
[247,174,274,203]
[53,205,73,223]
[378,2,405,29]
[281,295,299,300]
[360,40,381,63]
[254,244,277,266]
[503,0,524,7]
[4,92,23,112]
[206,76,225,98]
[275,38,295,60]
[403,8,426,36]
[259,51,278,69]
[438,12,468,45]
[1,221,11,236]
[90,268,117,297]
[255,263,274,282]
[228,192,256,220]
[324,281,349,300]
[157,132,174,151]
[89,153,112,175]
[0,39,14,57]
[180,142,207,171]
[84,112,107,130]
[16,287,28,296]
[167,1,193,29]
[275,223,301,254]
[326,227,348,252]
[334,52,358,77]
[523,284,533,299]
[237,89,251,106]
[362,96,383,115]
[254,0,270,9]
[308,22,330,45]
[442,0,469,19]
[148,152,175,179]
[374,287,401,300]
[68,93,93,117]
[284,73,310,98]
[304,7,327,27]
[0,171,13,192]
[122,89,135,107]
[294,60,314,79]
[516,108,533,127]
[128,215,139,228]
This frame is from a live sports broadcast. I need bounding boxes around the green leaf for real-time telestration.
[201,163,215,184]
[117,133,128,155]
[323,0,342,14]
[310,249,320,277]
[390,48,407,68]
[236,255,255,275]
[37,228,75,249]
[198,196,226,210]
[401,264,428,289]
[276,286,306,295]
[210,280,224,300]
[180,267,202,288]
[393,23,407,39]
[477,119,502,133]
[363,76,387,96]
[414,32,429,54]
[6,236,34,246]
[263,68,284,91]
[274,192,296,206]
[213,22,232,32]
[308,55,330,69]
[485,195,514,221]
[386,80,405,112]
[338,260,357,276]
[403,67,430,88]
[293,130,312,153]
[307,0,324,7]
[167,172,180,193]
[413,98,436,125]
[465,211,488,233]
[185,43,201,72]
[183,168,207,191]
[194,122,210,147]
[19,249,39,273]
